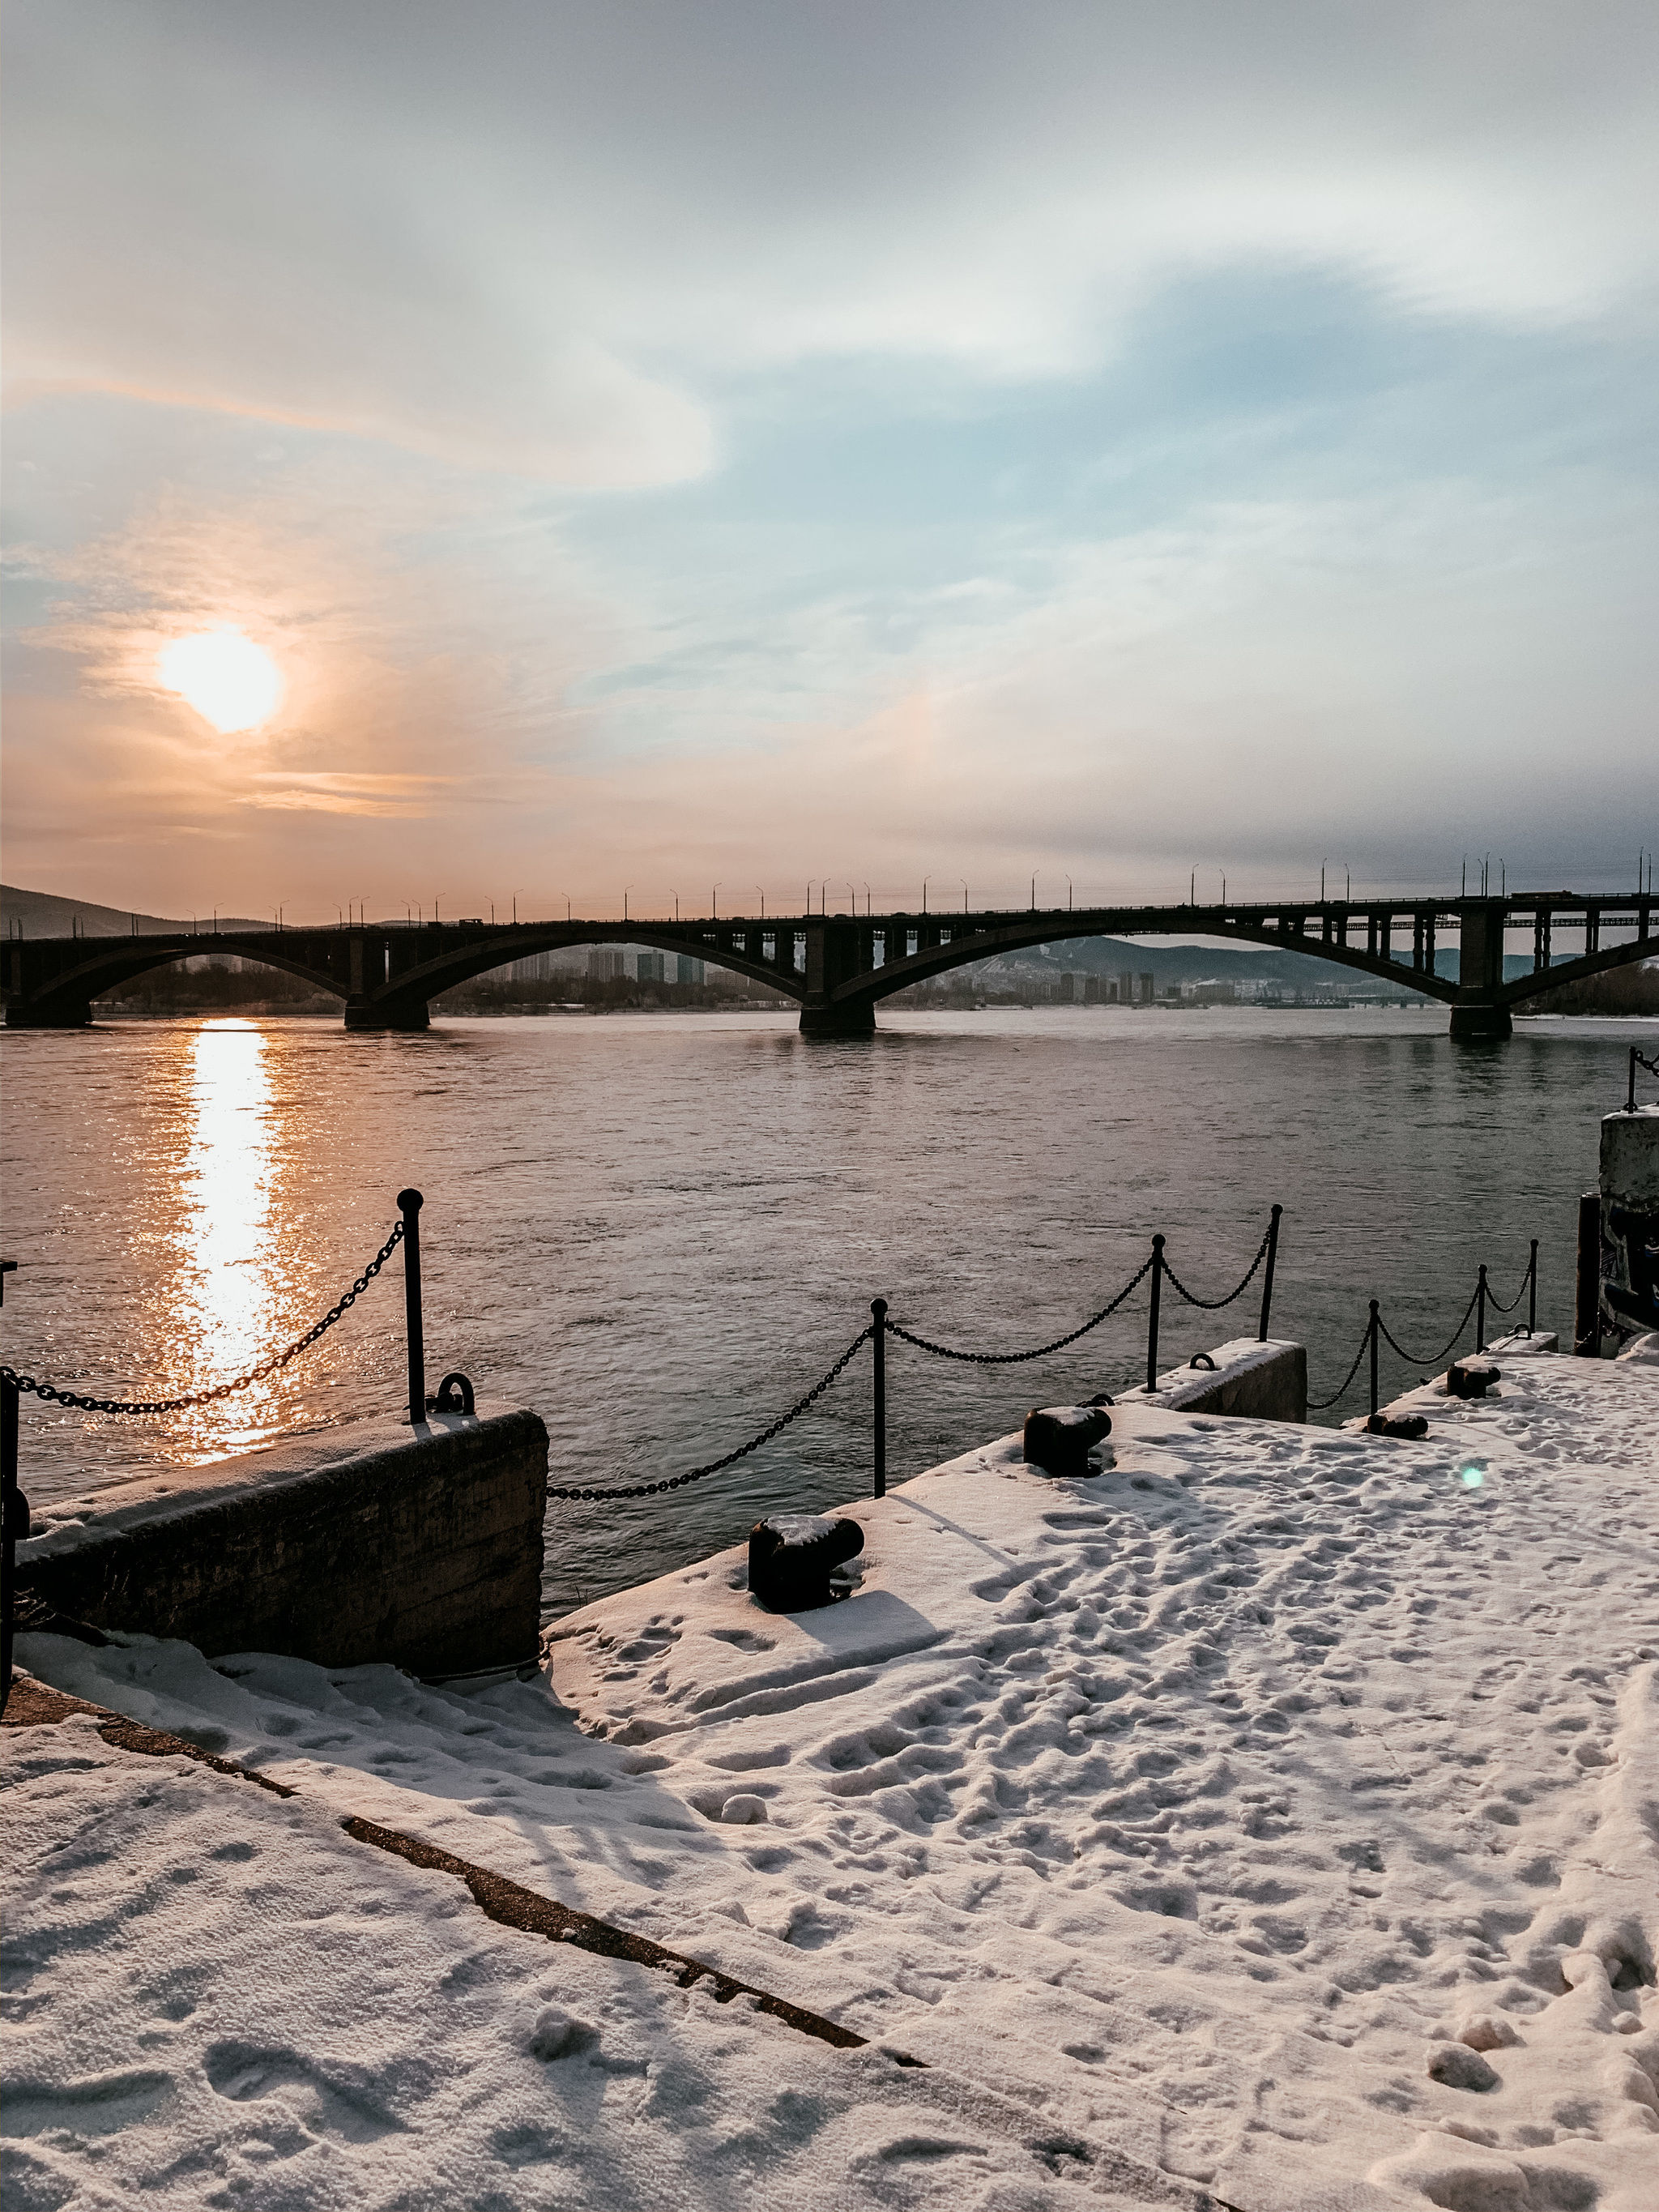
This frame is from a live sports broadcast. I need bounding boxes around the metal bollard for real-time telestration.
[1368,1300,1380,1420]
[1258,1203,1282,1341]
[1145,1235,1165,1393]
[871,1299,887,1498]
[398,1188,426,1424]
[1476,1263,1487,1354]
[1527,1240,1538,1337]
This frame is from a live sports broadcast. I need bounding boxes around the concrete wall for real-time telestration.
[1145,1337,1307,1422]
[17,1403,547,1676]
[1599,1104,1659,1342]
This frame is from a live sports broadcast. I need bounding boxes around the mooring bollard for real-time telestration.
[1144,1235,1165,1392]
[1257,1203,1282,1341]
[1368,1299,1380,1420]
[398,1188,426,1424]
[1476,1263,1488,1354]
[871,1298,887,1497]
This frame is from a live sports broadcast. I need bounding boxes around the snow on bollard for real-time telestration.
[748,1514,864,1613]
[1446,1356,1502,1400]
[1022,1403,1112,1479]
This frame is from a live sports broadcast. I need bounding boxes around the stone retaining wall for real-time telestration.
[17,1403,547,1676]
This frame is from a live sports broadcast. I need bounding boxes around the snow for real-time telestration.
[9,1349,1659,2210]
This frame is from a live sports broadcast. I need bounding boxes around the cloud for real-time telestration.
[6,1,1656,488]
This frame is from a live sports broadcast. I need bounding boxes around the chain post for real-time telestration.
[398,1188,425,1424]
[1528,1240,1538,1336]
[871,1299,887,1498]
[1145,1235,1165,1392]
[1476,1263,1487,1353]
[1368,1300,1380,1420]
[1257,1203,1282,1340]
[2,1258,22,1720]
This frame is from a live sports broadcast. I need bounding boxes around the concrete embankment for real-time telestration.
[18,1402,547,1676]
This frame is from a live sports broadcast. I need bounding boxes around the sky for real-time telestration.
[3,0,1656,922]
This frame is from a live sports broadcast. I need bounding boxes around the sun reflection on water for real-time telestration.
[166,1021,284,1453]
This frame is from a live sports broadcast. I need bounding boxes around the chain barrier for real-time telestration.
[1374,1281,1482,1370]
[0,1221,406,1416]
[885,1253,1155,1367]
[1306,1322,1375,1411]
[1484,1261,1533,1317]
[1158,1223,1273,1311]
[546,1325,876,1502]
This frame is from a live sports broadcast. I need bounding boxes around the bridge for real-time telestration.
[4,892,1653,1040]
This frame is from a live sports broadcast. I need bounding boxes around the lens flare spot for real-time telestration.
[1460,1464,1486,1489]
[159,627,284,733]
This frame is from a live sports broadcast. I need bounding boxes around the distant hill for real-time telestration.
[0,885,269,937]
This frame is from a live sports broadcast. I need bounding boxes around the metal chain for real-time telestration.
[546,1326,876,1502]
[1484,1261,1533,1316]
[1375,1281,1482,1370]
[1159,1223,1273,1311]
[1306,1321,1375,1411]
[1,1221,406,1416]
[886,1253,1155,1366]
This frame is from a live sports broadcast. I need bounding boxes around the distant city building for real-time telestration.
[636,951,666,982]
[1058,972,1076,1003]
[1140,972,1155,1005]
[676,954,704,985]
[509,952,560,982]
[1119,971,1135,1006]
[589,949,626,981]
[1082,975,1101,1005]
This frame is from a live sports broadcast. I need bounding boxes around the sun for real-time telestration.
[158,627,284,733]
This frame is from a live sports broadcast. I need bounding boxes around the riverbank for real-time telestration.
[11,1341,1657,2209]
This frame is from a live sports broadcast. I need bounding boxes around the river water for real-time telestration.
[2,1006,1646,1618]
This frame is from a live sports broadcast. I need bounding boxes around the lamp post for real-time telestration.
[863,882,871,917]
[623,885,632,922]
[755,886,765,919]
[1030,873,1038,911]
[922,877,929,914]
[961,880,968,913]
[711,882,721,919]
[1065,874,1072,912]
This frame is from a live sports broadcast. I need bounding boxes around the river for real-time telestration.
[2,1006,1647,1617]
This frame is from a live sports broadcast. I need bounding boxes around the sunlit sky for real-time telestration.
[3,1,1656,920]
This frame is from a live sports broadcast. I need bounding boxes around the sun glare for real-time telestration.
[159,627,284,733]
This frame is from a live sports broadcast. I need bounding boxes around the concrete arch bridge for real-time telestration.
[5,893,1653,1040]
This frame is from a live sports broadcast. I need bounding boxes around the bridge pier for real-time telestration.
[343,998,431,1032]
[5,999,91,1028]
[1449,1003,1512,1041]
[799,1000,876,1037]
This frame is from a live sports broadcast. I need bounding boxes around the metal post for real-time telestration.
[1476,1263,1487,1354]
[1631,1045,1640,1115]
[1573,1191,1601,1357]
[2,1373,19,1719]
[1258,1203,1282,1341]
[2,1258,22,1719]
[399,1188,426,1423]
[871,1299,887,1498]
[1145,1236,1165,1392]
[1368,1300,1380,1420]
[1527,1240,1538,1336]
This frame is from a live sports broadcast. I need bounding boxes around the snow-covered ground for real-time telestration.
[8,1345,1659,2211]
